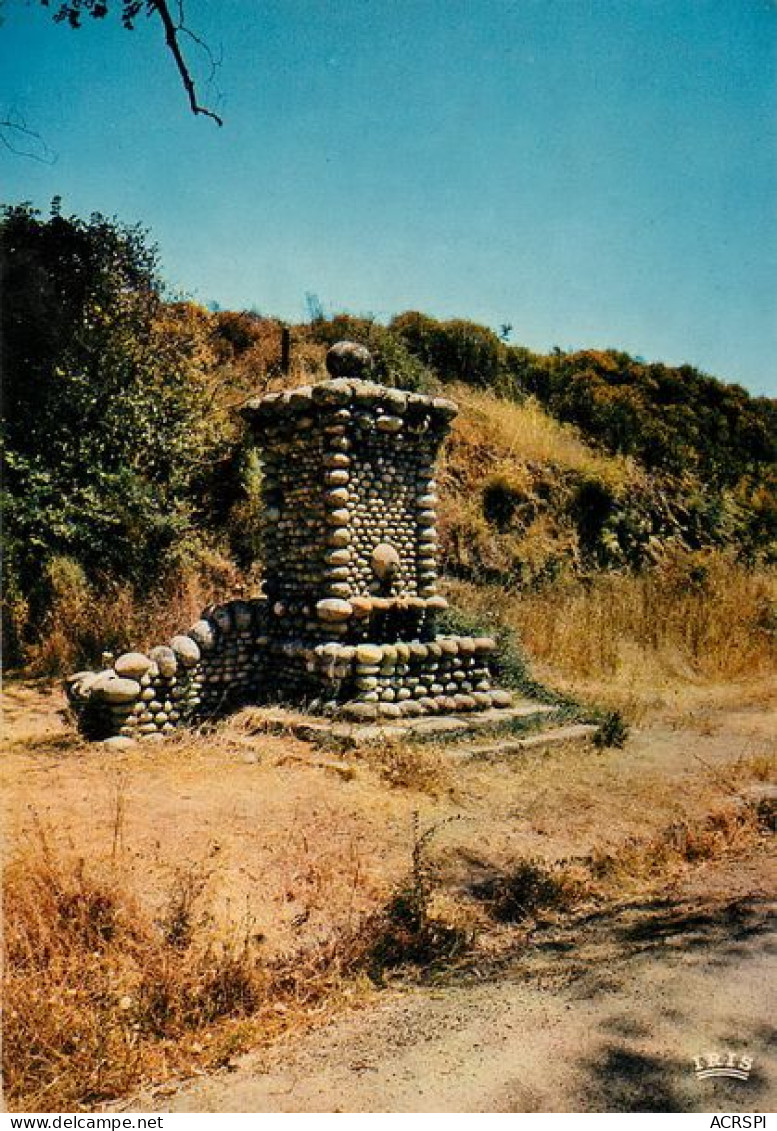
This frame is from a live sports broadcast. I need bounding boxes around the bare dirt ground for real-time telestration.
[3,677,776,1112]
[131,858,776,1113]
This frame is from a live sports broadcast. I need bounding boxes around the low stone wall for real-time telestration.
[65,596,511,745]
[65,597,269,748]
[302,635,507,720]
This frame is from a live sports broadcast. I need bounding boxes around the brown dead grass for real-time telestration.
[448,554,777,717]
[21,553,258,679]
[584,801,769,899]
[449,386,634,489]
[8,755,767,1111]
[432,385,644,588]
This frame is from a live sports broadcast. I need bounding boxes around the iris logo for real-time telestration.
[693,1052,753,1081]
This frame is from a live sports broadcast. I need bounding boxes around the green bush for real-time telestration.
[522,348,777,487]
[391,311,505,388]
[1,203,231,663]
[310,314,434,392]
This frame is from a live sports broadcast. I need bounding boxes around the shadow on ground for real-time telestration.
[573,1045,773,1113]
[493,891,776,1111]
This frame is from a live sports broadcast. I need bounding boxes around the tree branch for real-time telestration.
[40,1,224,127]
[150,0,223,126]
[0,110,57,163]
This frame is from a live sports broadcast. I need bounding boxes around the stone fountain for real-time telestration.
[66,343,529,746]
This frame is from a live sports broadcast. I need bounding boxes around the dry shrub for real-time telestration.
[25,552,253,677]
[360,815,472,977]
[468,801,765,933]
[265,811,474,983]
[470,858,584,924]
[364,888,469,976]
[363,739,451,795]
[588,803,764,893]
[2,805,474,1109]
[3,843,363,1112]
[3,822,269,1110]
[449,553,776,700]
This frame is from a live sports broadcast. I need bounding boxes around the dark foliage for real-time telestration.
[0,203,226,661]
[520,348,777,487]
[310,313,434,393]
[593,711,630,749]
[391,310,504,388]
[387,313,775,560]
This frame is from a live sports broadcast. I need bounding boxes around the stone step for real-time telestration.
[449,723,598,761]
[246,700,558,748]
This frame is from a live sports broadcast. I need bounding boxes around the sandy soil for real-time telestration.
[3,678,775,1112]
[130,858,776,1113]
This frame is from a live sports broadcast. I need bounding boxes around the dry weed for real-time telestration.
[447,554,776,714]
[464,800,767,937]
[363,739,452,795]
[470,857,586,924]
[450,386,633,488]
[733,750,776,784]
[587,803,764,894]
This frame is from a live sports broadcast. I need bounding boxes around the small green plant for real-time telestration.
[593,710,630,749]
[366,814,469,978]
[159,865,211,950]
[471,857,581,924]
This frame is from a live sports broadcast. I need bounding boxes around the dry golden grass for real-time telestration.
[448,385,635,489]
[22,554,256,678]
[434,385,641,587]
[7,765,768,1110]
[2,798,403,1112]
[4,822,259,1109]
[361,739,454,796]
[448,554,777,716]
[3,684,774,1111]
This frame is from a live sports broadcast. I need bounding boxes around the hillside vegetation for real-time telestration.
[2,203,775,687]
[3,204,776,1115]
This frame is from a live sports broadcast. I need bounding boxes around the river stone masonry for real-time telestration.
[238,342,511,721]
[65,342,512,743]
[65,596,271,743]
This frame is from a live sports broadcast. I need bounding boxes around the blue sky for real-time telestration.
[2,0,776,394]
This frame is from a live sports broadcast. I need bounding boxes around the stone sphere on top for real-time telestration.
[325,340,374,379]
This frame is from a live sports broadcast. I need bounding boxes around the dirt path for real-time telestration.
[130,856,776,1114]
